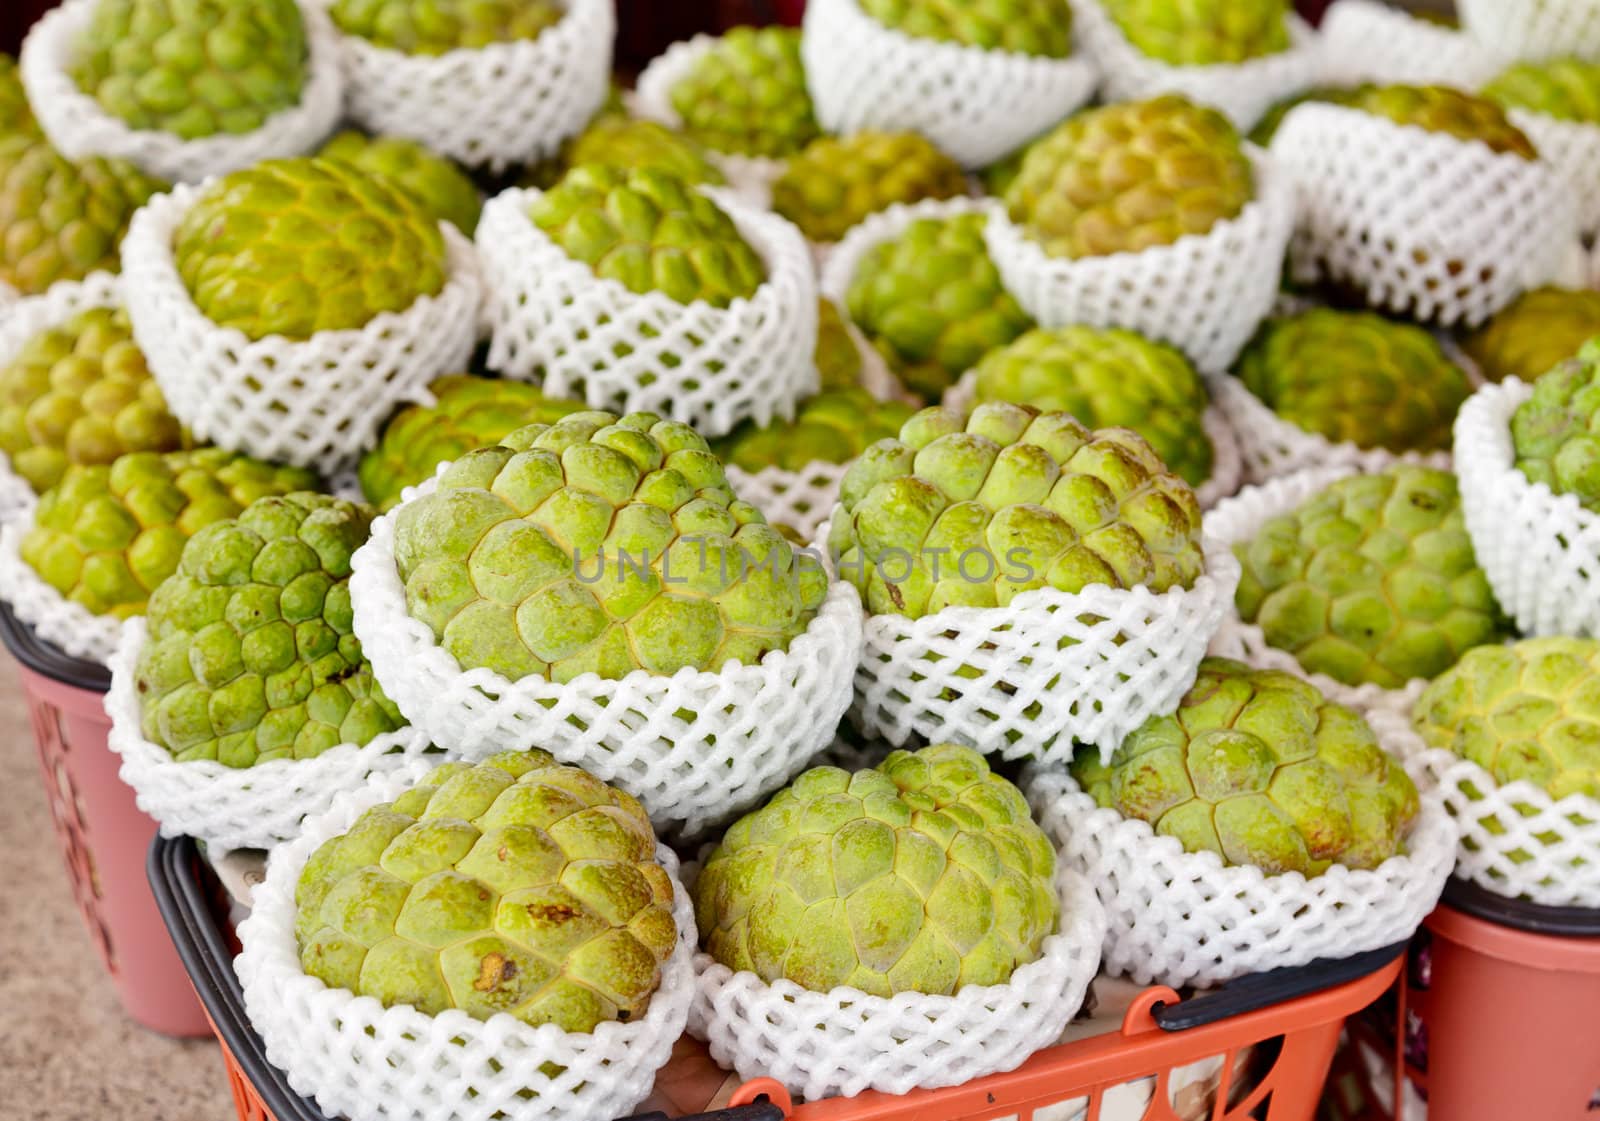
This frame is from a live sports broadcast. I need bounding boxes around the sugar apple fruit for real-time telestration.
[1462,286,1600,385]
[828,402,1206,619]
[360,375,587,512]
[846,211,1034,401]
[0,55,39,138]
[714,388,918,473]
[68,0,308,140]
[565,116,726,188]
[859,0,1074,57]
[694,743,1059,996]
[530,165,766,309]
[1235,309,1471,454]
[135,494,404,766]
[772,132,968,244]
[319,131,482,236]
[1073,658,1420,875]
[668,27,821,159]
[972,325,1213,488]
[1098,0,1291,65]
[1349,85,1537,159]
[329,0,564,54]
[392,410,828,682]
[295,752,678,1028]
[1510,341,1600,512]
[815,298,863,392]
[174,157,449,340]
[1484,57,1600,123]
[1414,637,1600,802]
[21,448,317,618]
[1233,466,1507,689]
[1005,96,1255,259]
[0,306,185,494]
[0,134,164,295]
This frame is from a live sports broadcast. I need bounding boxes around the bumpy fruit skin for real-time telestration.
[329,0,564,54]
[295,752,677,1029]
[772,132,968,244]
[530,165,766,309]
[1350,85,1537,159]
[1099,0,1290,65]
[1235,309,1471,454]
[815,298,863,392]
[1234,467,1506,689]
[668,27,821,159]
[859,0,1074,57]
[360,375,587,512]
[319,131,482,236]
[0,307,184,494]
[1414,637,1600,802]
[69,0,307,140]
[1463,286,1600,385]
[135,494,404,766]
[1073,658,1420,875]
[715,388,918,473]
[174,157,449,340]
[694,743,1058,997]
[0,55,39,138]
[846,212,1033,401]
[392,411,828,683]
[565,117,726,188]
[828,402,1205,619]
[1511,342,1600,512]
[20,448,317,618]
[0,134,164,295]
[1484,58,1600,123]
[973,325,1213,487]
[1005,96,1254,259]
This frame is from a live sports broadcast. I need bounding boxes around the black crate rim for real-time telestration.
[0,598,111,692]
[1441,876,1600,939]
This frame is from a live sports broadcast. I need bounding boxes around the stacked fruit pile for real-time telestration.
[1,0,1599,1119]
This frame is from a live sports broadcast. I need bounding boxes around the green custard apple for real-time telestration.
[329,0,565,54]
[1483,57,1600,123]
[1098,0,1291,65]
[318,131,482,236]
[0,54,40,139]
[668,27,821,159]
[771,132,968,244]
[859,0,1075,57]
[564,116,726,188]
[1510,341,1600,512]
[715,387,917,473]
[1349,85,1537,158]
[815,298,864,392]
[1463,287,1600,385]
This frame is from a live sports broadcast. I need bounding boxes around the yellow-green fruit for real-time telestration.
[20,448,318,619]
[318,131,482,236]
[715,388,918,473]
[1099,0,1291,65]
[973,325,1213,487]
[773,132,968,244]
[391,411,828,682]
[0,55,39,138]
[173,157,449,340]
[1462,286,1600,385]
[1414,637,1600,802]
[815,298,863,392]
[668,27,821,159]
[1235,309,1471,454]
[360,375,587,512]
[859,0,1074,57]
[69,0,308,140]
[1005,96,1254,259]
[1511,340,1600,512]
[1073,658,1420,875]
[829,402,1206,619]
[1350,85,1537,159]
[565,116,726,188]
[1483,57,1600,123]
[694,744,1059,997]
[295,752,677,1029]
[1233,467,1507,689]
[329,0,564,54]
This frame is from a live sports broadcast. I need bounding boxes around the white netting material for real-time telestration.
[321,0,613,173]
[1068,0,1321,131]
[725,462,849,546]
[1459,0,1600,64]
[236,761,697,1121]
[104,617,436,851]
[19,0,344,183]
[798,0,1098,170]
[1271,102,1577,327]
[1507,110,1600,236]
[1025,759,1457,989]
[848,534,1240,762]
[348,472,862,837]
[120,185,481,477]
[983,152,1296,377]
[478,187,818,441]
[1318,0,1500,89]
[689,865,1105,1101]
[0,512,122,663]
[1381,712,1600,909]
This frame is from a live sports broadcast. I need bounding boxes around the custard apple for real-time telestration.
[1005,96,1255,259]
[1233,467,1507,689]
[859,0,1074,57]
[715,388,917,473]
[391,411,828,682]
[1349,85,1538,159]
[69,0,308,140]
[828,402,1206,619]
[1510,341,1600,511]
[0,55,39,138]
[1073,658,1420,875]
[1235,309,1471,454]
[846,211,1033,401]
[815,298,863,392]
[772,132,968,244]
[694,743,1058,996]
[174,157,449,340]
[329,0,564,54]
[973,325,1213,487]
[530,165,765,309]
[564,116,725,188]
[21,448,317,618]
[295,752,677,1029]
[319,131,482,236]
[1098,0,1291,65]
[1484,57,1600,123]
[668,27,821,159]
[1462,286,1600,385]
[0,306,185,494]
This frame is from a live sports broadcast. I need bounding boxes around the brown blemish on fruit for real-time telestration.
[474,952,518,992]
